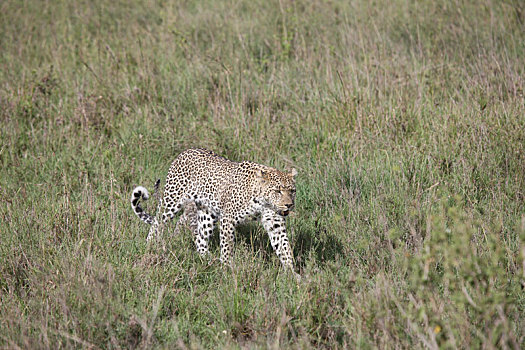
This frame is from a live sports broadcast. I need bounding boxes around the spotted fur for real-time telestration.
[131,148,298,270]
[173,201,199,236]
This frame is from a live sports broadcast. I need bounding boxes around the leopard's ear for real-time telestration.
[289,168,298,177]
[256,169,269,180]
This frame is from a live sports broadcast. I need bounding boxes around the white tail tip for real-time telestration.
[131,186,149,203]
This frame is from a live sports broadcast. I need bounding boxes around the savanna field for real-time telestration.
[1,0,524,348]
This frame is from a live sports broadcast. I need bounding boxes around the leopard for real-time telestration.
[130,148,298,271]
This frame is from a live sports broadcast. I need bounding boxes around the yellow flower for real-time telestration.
[434,325,441,334]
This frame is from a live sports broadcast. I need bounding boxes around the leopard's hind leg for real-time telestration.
[194,206,217,256]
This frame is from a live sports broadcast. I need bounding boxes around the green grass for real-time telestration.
[1,0,524,348]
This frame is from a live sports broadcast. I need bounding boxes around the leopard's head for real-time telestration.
[255,167,297,216]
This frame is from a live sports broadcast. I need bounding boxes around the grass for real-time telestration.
[1,0,524,348]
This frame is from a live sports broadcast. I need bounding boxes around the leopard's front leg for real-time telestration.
[261,209,294,271]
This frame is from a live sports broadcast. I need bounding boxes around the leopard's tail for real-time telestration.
[131,180,160,225]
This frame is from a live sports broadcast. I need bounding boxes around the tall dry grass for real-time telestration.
[1,0,524,348]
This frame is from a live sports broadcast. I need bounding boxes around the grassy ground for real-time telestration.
[1,0,524,348]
